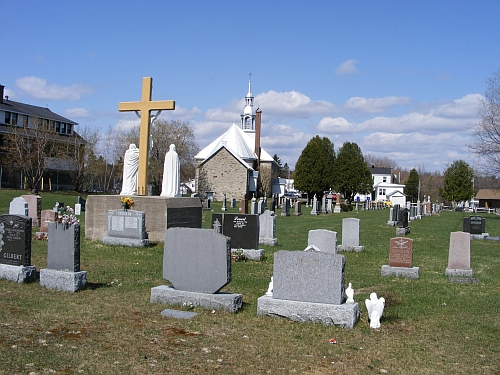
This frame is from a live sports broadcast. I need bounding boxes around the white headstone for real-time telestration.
[9,197,28,216]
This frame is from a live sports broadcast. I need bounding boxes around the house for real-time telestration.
[0,84,84,190]
[195,80,279,201]
[475,189,500,209]
[354,166,406,205]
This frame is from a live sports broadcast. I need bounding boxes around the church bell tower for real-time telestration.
[240,78,256,134]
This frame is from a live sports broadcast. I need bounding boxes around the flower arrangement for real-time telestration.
[56,206,79,227]
[120,196,134,210]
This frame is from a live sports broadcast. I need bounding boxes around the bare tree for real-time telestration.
[364,154,399,169]
[470,70,500,175]
[2,116,57,190]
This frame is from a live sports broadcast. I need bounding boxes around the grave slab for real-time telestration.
[380,265,420,279]
[0,264,36,283]
[39,269,87,292]
[161,309,198,319]
[337,218,364,252]
[257,295,359,329]
[151,286,242,313]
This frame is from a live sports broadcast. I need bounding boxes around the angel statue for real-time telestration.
[365,292,385,329]
[345,282,355,304]
[265,276,274,297]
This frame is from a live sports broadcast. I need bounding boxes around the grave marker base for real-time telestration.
[0,264,36,283]
[445,268,473,277]
[103,236,149,247]
[337,245,364,252]
[257,295,359,329]
[381,265,420,279]
[231,249,264,261]
[150,285,242,313]
[39,269,87,292]
[259,238,278,246]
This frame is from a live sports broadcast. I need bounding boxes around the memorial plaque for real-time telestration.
[0,214,32,266]
[212,213,259,250]
[107,210,146,239]
[389,237,413,267]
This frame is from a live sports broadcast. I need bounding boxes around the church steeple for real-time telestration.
[241,75,255,133]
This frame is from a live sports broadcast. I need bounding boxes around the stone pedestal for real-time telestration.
[0,264,36,283]
[257,295,359,329]
[381,265,420,279]
[85,196,202,243]
[151,285,242,313]
[39,269,87,292]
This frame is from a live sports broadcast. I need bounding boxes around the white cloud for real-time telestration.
[65,108,90,118]
[317,117,353,133]
[336,59,359,75]
[113,118,139,132]
[344,96,412,113]
[433,94,482,118]
[255,90,335,118]
[15,76,92,101]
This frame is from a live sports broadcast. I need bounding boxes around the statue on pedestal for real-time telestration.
[120,144,139,196]
[161,144,181,197]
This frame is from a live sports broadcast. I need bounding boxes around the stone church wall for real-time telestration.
[196,148,249,201]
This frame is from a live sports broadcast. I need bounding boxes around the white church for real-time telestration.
[194,80,279,201]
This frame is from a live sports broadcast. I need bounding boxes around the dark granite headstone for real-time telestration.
[397,208,408,228]
[47,223,81,272]
[77,196,86,212]
[463,216,485,235]
[0,215,32,266]
[212,213,259,250]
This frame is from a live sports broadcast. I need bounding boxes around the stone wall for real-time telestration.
[196,148,249,201]
[85,196,202,243]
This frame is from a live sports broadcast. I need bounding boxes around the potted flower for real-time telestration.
[56,206,79,229]
[120,196,135,210]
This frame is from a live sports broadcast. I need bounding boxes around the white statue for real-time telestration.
[365,292,385,329]
[345,282,354,304]
[120,144,139,196]
[265,276,273,297]
[160,144,181,197]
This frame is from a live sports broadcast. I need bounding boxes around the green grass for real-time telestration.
[1,190,499,374]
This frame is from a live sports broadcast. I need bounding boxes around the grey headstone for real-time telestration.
[21,195,41,226]
[9,197,28,216]
[259,210,277,246]
[447,231,471,270]
[321,195,327,214]
[311,195,319,215]
[281,198,290,217]
[0,214,32,266]
[163,227,231,293]
[272,250,345,305]
[293,201,302,216]
[103,210,149,246]
[341,218,360,247]
[211,213,259,250]
[47,222,81,272]
[308,229,337,254]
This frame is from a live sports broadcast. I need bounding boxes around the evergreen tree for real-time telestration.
[333,141,373,203]
[294,136,335,198]
[404,168,420,202]
[439,160,475,204]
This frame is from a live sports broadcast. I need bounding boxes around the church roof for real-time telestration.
[195,123,274,163]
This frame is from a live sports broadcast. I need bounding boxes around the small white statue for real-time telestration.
[303,245,320,252]
[265,276,273,297]
[120,144,139,196]
[345,282,355,304]
[365,292,385,329]
[160,144,181,197]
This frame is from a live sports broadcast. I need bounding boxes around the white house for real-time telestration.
[354,166,406,205]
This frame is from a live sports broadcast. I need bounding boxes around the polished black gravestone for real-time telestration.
[0,214,36,283]
[463,216,486,235]
[212,213,259,250]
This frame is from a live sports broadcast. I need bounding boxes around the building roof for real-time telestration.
[369,166,392,175]
[195,123,274,163]
[0,99,77,125]
[475,189,500,200]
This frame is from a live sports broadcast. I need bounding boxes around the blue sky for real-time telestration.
[2,1,500,173]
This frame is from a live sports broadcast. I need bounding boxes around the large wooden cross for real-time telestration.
[118,77,175,196]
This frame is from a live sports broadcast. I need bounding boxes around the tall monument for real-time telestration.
[118,77,175,196]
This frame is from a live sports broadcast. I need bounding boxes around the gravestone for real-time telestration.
[150,227,242,313]
[321,195,327,214]
[230,198,236,208]
[257,249,359,328]
[240,196,248,214]
[396,207,410,235]
[212,213,263,260]
[250,196,258,215]
[311,194,319,215]
[463,216,487,238]
[294,201,302,216]
[102,209,149,247]
[203,199,211,210]
[9,197,28,216]
[21,195,41,227]
[334,193,342,213]
[259,210,277,246]
[77,196,86,212]
[0,214,36,283]
[281,198,290,217]
[445,232,474,278]
[221,194,227,211]
[40,222,87,292]
[308,229,337,254]
[74,204,82,216]
[326,194,333,213]
[37,209,57,240]
[337,218,364,252]
[381,237,419,279]
[258,197,266,215]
